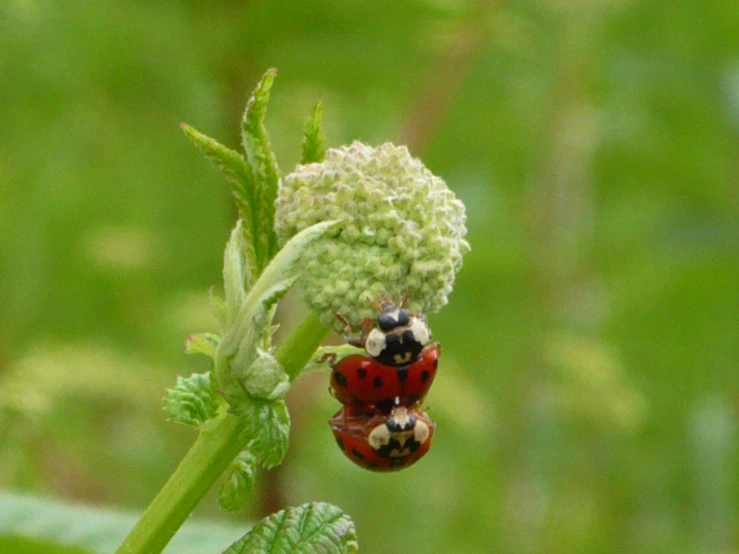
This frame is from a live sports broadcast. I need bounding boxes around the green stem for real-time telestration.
[279,311,332,381]
[115,312,329,554]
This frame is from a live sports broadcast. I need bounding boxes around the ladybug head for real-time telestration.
[368,407,431,458]
[364,314,431,366]
[375,299,410,332]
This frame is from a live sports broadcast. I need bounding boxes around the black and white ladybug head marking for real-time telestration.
[364,301,431,366]
[368,407,430,458]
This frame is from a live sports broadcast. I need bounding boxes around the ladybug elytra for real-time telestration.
[329,405,435,471]
[329,343,440,413]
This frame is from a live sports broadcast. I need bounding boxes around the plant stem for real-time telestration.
[279,311,332,381]
[115,311,329,554]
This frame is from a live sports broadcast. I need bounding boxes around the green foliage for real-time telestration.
[0,493,249,554]
[181,124,260,286]
[301,102,327,164]
[185,333,220,359]
[182,69,281,286]
[223,503,358,554]
[214,219,341,407]
[218,451,257,512]
[164,372,218,427]
[115,72,343,554]
[240,69,281,269]
[232,399,291,470]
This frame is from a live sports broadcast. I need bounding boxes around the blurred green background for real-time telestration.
[1,1,738,553]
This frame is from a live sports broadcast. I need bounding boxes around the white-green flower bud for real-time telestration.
[275,141,469,331]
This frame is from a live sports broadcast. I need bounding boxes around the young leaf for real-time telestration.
[231,399,290,470]
[239,349,290,401]
[241,68,280,268]
[301,102,327,164]
[218,451,257,512]
[181,124,259,285]
[222,221,250,329]
[0,492,250,554]
[185,333,220,359]
[164,373,219,427]
[222,502,358,554]
[215,219,342,404]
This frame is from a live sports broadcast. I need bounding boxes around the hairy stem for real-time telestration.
[115,311,329,554]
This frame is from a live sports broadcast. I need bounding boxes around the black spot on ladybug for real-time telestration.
[334,372,348,388]
[373,376,383,388]
[351,448,364,460]
[420,370,431,383]
[335,437,345,451]
[376,398,394,413]
[377,440,401,457]
[397,367,409,382]
[356,368,367,379]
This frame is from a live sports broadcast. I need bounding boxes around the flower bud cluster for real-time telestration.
[275,141,469,331]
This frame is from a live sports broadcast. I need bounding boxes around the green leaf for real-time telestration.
[301,102,327,164]
[185,333,220,359]
[181,124,259,285]
[239,349,290,401]
[209,287,229,331]
[215,219,343,404]
[218,451,257,512]
[241,68,280,268]
[222,221,250,329]
[0,492,251,554]
[0,535,90,554]
[232,399,290,470]
[164,372,219,427]
[222,502,358,554]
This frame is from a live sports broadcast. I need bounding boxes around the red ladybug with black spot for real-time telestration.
[329,405,435,471]
[328,342,440,414]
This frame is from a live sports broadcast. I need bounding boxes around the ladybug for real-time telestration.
[336,295,431,366]
[329,405,435,471]
[329,343,440,413]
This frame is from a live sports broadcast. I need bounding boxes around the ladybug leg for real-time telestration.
[316,352,338,368]
[333,310,351,330]
[334,310,370,349]
[353,317,374,347]
[399,287,412,308]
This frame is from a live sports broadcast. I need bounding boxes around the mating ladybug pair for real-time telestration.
[321,296,440,471]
